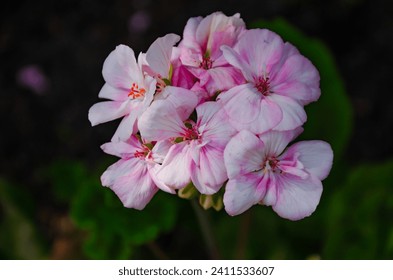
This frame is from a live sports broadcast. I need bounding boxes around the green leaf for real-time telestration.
[45,159,179,259]
[323,159,393,259]
[252,18,353,160]
[0,178,46,259]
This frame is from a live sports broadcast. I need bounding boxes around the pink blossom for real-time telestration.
[88,45,156,141]
[139,101,236,194]
[143,33,199,120]
[177,12,246,96]
[100,135,174,210]
[223,129,333,220]
[219,29,320,134]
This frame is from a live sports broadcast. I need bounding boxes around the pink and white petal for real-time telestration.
[138,100,185,141]
[111,108,140,141]
[88,100,130,126]
[209,27,238,60]
[268,94,307,131]
[224,173,266,216]
[282,140,333,180]
[155,142,193,189]
[108,162,158,210]
[179,48,202,68]
[253,97,283,134]
[271,54,320,104]
[171,64,197,89]
[98,83,128,101]
[157,86,198,120]
[148,165,176,194]
[194,12,215,47]
[202,66,245,94]
[100,141,136,158]
[146,33,181,78]
[260,172,278,206]
[234,29,284,77]
[140,75,156,110]
[219,84,282,134]
[151,139,173,164]
[224,130,265,179]
[102,45,143,89]
[258,127,304,156]
[190,145,227,195]
[197,102,236,147]
[272,174,323,221]
[221,45,253,81]
[101,158,139,187]
[179,16,203,50]
[208,13,244,53]
[279,164,309,180]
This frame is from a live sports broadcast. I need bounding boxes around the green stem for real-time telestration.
[235,210,252,259]
[147,241,170,260]
[191,199,220,259]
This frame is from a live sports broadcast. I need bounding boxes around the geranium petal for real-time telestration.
[88,100,130,126]
[196,102,237,147]
[224,130,265,179]
[223,173,265,216]
[106,161,158,210]
[138,100,185,141]
[221,45,253,81]
[156,86,198,120]
[179,16,203,50]
[155,142,192,189]
[272,174,323,221]
[201,66,245,94]
[220,84,282,134]
[101,141,136,158]
[271,54,320,104]
[268,94,307,131]
[148,165,176,194]
[234,29,284,77]
[258,127,304,156]
[98,83,128,101]
[101,158,138,187]
[282,140,333,180]
[111,108,140,141]
[102,44,143,89]
[190,145,227,195]
[146,33,180,78]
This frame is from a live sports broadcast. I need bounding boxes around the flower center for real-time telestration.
[155,78,166,94]
[172,121,201,143]
[133,144,152,160]
[200,54,213,70]
[183,127,200,140]
[262,156,281,173]
[128,83,146,99]
[255,77,271,96]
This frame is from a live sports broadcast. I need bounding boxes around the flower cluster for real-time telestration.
[89,12,333,220]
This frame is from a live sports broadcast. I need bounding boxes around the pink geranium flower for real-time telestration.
[223,129,333,220]
[100,135,175,210]
[88,45,156,141]
[139,101,236,194]
[219,29,320,133]
[177,12,246,95]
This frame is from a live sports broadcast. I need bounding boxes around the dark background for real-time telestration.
[0,0,392,259]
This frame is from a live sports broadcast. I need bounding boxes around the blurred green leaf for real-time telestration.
[323,159,393,259]
[0,178,45,259]
[48,160,178,259]
[252,18,353,160]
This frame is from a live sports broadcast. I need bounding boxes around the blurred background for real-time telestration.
[0,0,392,259]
